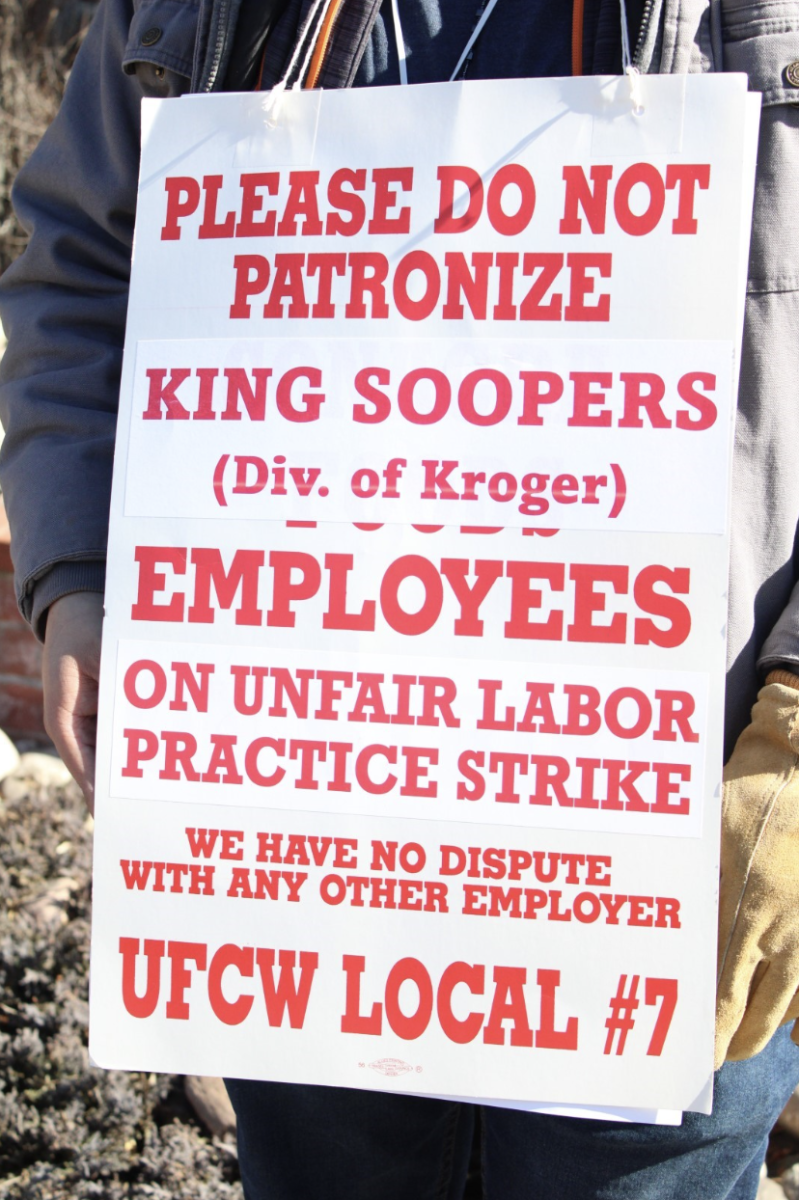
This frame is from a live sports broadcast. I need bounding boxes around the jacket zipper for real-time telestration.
[572,0,585,75]
[199,0,232,91]
[305,0,345,88]
[633,0,657,68]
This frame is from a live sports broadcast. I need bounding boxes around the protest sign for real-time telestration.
[89,73,760,1114]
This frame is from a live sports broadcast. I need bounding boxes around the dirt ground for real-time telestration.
[0,764,242,1199]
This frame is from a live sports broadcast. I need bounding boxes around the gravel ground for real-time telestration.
[0,760,242,1199]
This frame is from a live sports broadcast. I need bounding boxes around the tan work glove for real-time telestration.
[715,673,799,1068]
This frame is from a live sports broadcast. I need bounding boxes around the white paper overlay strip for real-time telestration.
[109,639,709,838]
[123,336,734,536]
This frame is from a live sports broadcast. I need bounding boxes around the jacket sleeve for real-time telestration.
[724,80,799,750]
[0,0,192,638]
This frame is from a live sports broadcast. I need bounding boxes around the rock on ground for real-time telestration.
[1,752,73,803]
[0,760,242,1199]
[184,1078,237,1140]
[0,731,19,784]
[782,1165,799,1200]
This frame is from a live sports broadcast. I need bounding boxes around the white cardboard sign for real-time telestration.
[90,74,760,1116]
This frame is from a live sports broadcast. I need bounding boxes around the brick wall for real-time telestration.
[0,494,45,738]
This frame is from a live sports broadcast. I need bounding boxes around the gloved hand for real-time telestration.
[715,674,799,1068]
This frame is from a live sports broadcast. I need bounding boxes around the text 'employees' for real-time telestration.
[131,548,692,647]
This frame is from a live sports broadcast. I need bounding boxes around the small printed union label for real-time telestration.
[368,1059,414,1078]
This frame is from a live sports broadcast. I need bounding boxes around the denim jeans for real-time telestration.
[225,1026,799,1199]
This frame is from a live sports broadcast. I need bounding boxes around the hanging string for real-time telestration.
[282,0,643,119]
[264,0,334,122]
[390,0,502,86]
[619,0,644,113]
[293,0,337,89]
[447,0,502,83]
[305,0,346,89]
[390,0,409,85]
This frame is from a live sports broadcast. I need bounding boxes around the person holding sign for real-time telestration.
[3,0,799,1197]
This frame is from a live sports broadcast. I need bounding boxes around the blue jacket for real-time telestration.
[1,0,798,757]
